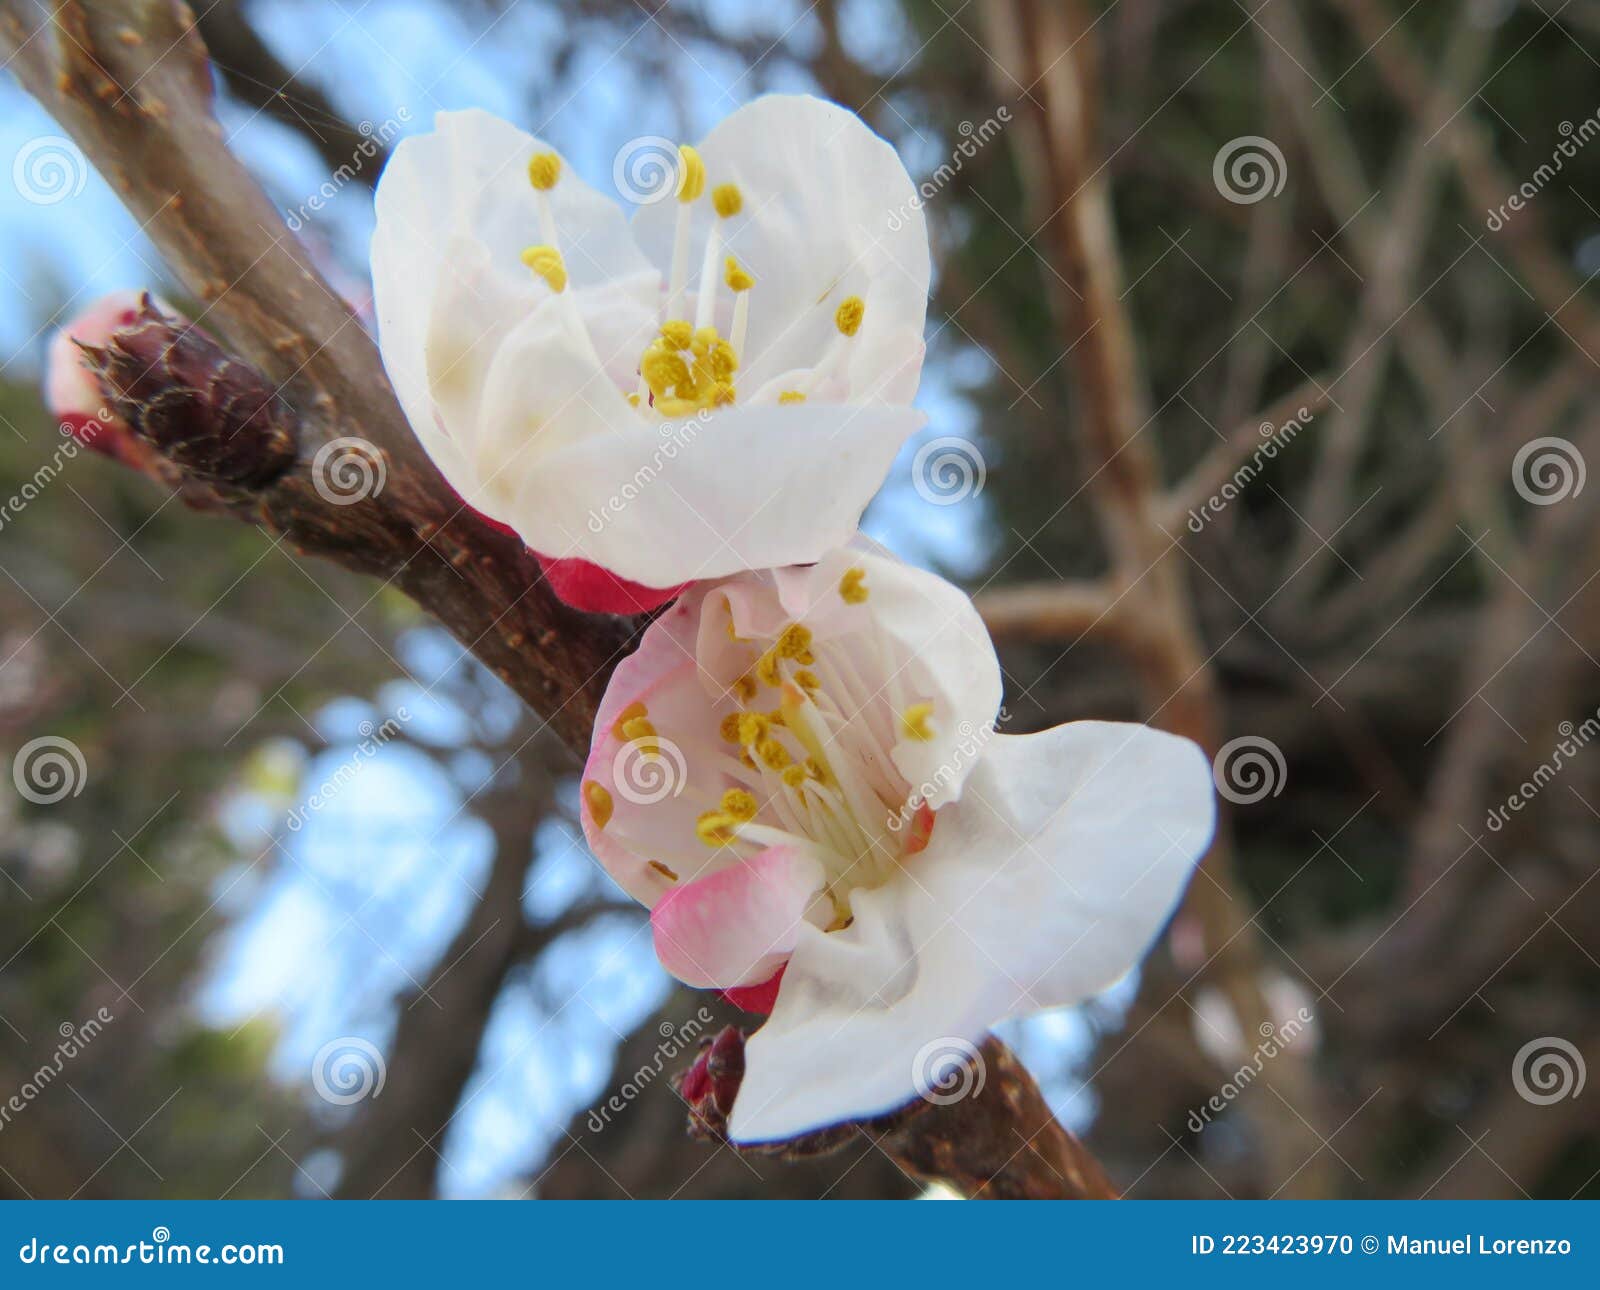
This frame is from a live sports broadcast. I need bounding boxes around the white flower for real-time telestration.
[371,98,929,609]
[579,545,1216,1142]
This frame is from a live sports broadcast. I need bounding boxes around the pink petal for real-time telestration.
[536,552,686,615]
[650,847,826,989]
[45,290,166,466]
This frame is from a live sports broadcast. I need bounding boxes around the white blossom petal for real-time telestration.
[729,722,1215,1142]
[630,95,929,403]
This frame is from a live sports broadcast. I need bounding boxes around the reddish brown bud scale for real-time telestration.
[81,294,296,488]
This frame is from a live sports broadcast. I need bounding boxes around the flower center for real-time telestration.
[689,616,929,924]
[518,145,865,421]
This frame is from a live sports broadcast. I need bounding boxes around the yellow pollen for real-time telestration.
[901,703,936,742]
[610,701,648,742]
[733,674,759,703]
[781,764,808,788]
[774,623,815,662]
[583,780,613,830]
[696,811,738,848]
[737,712,771,745]
[725,256,754,292]
[527,151,561,191]
[719,713,743,743]
[661,319,693,350]
[766,708,786,728]
[641,345,692,399]
[649,860,680,882]
[720,788,759,821]
[627,392,641,407]
[793,669,820,693]
[756,650,783,688]
[839,567,869,604]
[712,183,743,218]
[835,295,865,337]
[777,391,807,405]
[520,245,567,293]
[757,738,791,770]
[738,748,757,770]
[677,145,706,203]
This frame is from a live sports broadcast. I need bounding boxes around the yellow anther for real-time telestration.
[901,702,936,742]
[677,145,706,202]
[777,391,807,405]
[626,392,641,407]
[720,788,759,821]
[719,712,743,743]
[661,319,693,350]
[757,738,791,770]
[712,183,743,218]
[781,764,808,789]
[835,295,865,337]
[649,860,680,882]
[690,326,720,357]
[738,748,757,770]
[641,345,691,398]
[839,567,869,604]
[766,708,787,728]
[620,715,659,756]
[610,700,649,742]
[736,712,771,746]
[725,256,754,293]
[756,649,783,688]
[793,669,820,693]
[733,674,759,703]
[696,811,738,848]
[527,151,561,191]
[710,340,739,379]
[804,756,833,787]
[774,623,815,662]
[521,244,567,293]
[583,780,613,830]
